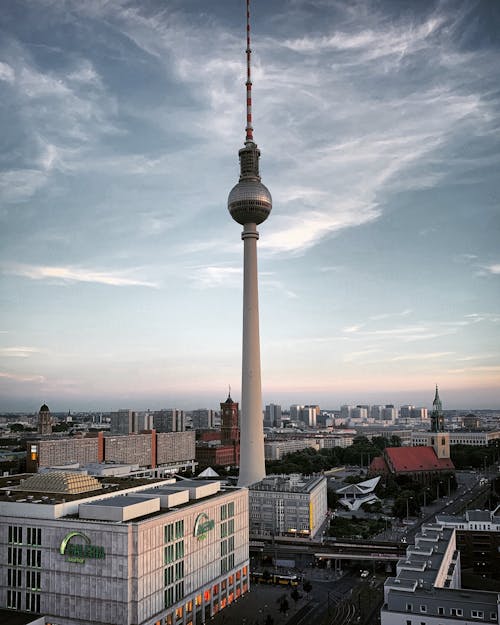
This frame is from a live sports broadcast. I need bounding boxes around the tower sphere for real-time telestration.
[228,178,272,225]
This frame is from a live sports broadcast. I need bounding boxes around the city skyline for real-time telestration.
[1,1,500,412]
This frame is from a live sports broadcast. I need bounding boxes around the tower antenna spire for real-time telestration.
[245,0,254,144]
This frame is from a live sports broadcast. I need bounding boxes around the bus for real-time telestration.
[250,572,300,586]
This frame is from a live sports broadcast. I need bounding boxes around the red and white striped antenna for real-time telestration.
[245,0,254,144]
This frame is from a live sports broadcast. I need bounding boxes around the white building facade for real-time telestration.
[1,475,249,625]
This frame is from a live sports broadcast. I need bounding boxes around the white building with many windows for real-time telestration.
[0,472,249,625]
[248,474,327,539]
[381,522,499,625]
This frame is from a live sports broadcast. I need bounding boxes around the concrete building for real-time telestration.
[264,404,282,428]
[153,410,186,433]
[191,410,215,430]
[0,472,249,625]
[436,506,500,579]
[412,430,500,447]
[380,522,500,625]
[110,409,135,435]
[248,474,327,539]
[264,437,319,461]
[26,431,196,474]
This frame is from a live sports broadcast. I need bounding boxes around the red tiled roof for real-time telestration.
[384,446,454,473]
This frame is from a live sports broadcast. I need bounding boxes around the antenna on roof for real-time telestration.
[245,0,254,144]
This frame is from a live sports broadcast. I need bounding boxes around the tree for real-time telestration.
[8,423,26,432]
[264,615,274,625]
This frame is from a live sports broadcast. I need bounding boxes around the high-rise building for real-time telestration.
[264,404,282,428]
[228,1,272,487]
[153,409,185,433]
[191,409,215,430]
[110,409,135,435]
[37,403,52,436]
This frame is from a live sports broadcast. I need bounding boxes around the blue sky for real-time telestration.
[1,0,499,412]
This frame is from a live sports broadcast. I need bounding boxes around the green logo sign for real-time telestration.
[60,531,105,564]
[193,513,215,541]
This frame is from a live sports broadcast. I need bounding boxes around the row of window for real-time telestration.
[164,582,184,608]
[165,520,184,543]
[7,526,42,546]
[221,519,234,538]
[220,502,235,521]
[221,553,235,574]
[164,567,249,625]
[406,605,496,619]
[164,561,184,587]
[6,590,40,612]
[164,540,184,564]
[221,536,234,557]
[7,547,42,567]
[7,569,41,590]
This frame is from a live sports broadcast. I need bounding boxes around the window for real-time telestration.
[471,611,484,619]
[438,607,444,615]
[221,504,227,521]
[175,540,184,560]
[420,605,427,613]
[165,523,174,543]
[175,582,184,602]
[27,528,41,546]
[228,501,235,516]
[406,620,411,625]
[406,604,413,612]
[165,566,174,586]
[165,587,174,608]
[8,547,22,566]
[175,520,184,539]
[451,608,463,617]
[27,550,41,568]
[25,592,40,613]
[26,571,41,590]
[8,569,22,587]
[491,613,497,621]
[175,561,184,580]
[8,526,23,544]
[7,590,21,610]
[165,545,174,564]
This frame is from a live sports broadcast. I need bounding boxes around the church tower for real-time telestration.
[38,403,52,435]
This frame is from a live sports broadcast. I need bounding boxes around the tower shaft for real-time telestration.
[238,223,265,486]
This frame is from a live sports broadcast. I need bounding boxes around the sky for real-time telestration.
[0,0,499,413]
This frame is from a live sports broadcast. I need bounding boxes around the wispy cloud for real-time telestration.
[391,351,454,362]
[0,371,45,383]
[0,347,43,358]
[369,309,412,321]
[2,264,158,288]
[189,266,241,289]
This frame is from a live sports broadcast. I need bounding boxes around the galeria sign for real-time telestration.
[60,531,105,563]
[193,513,215,540]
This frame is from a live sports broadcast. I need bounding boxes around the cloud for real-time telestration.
[369,310,412,321]
[391,351,454,362]
[0,371,45,383]
[2,264,158,288]
[0,347,43,358]
[189,266,241,289]
[483,264,500,275]
[0,61,15,83]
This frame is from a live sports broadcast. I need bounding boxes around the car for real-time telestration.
[360,570,369,578]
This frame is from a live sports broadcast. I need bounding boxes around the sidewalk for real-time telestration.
[209,583,314,625]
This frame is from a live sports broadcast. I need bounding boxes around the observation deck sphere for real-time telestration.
[228,179,272,225]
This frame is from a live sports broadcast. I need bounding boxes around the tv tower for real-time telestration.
[228,0,272,487]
